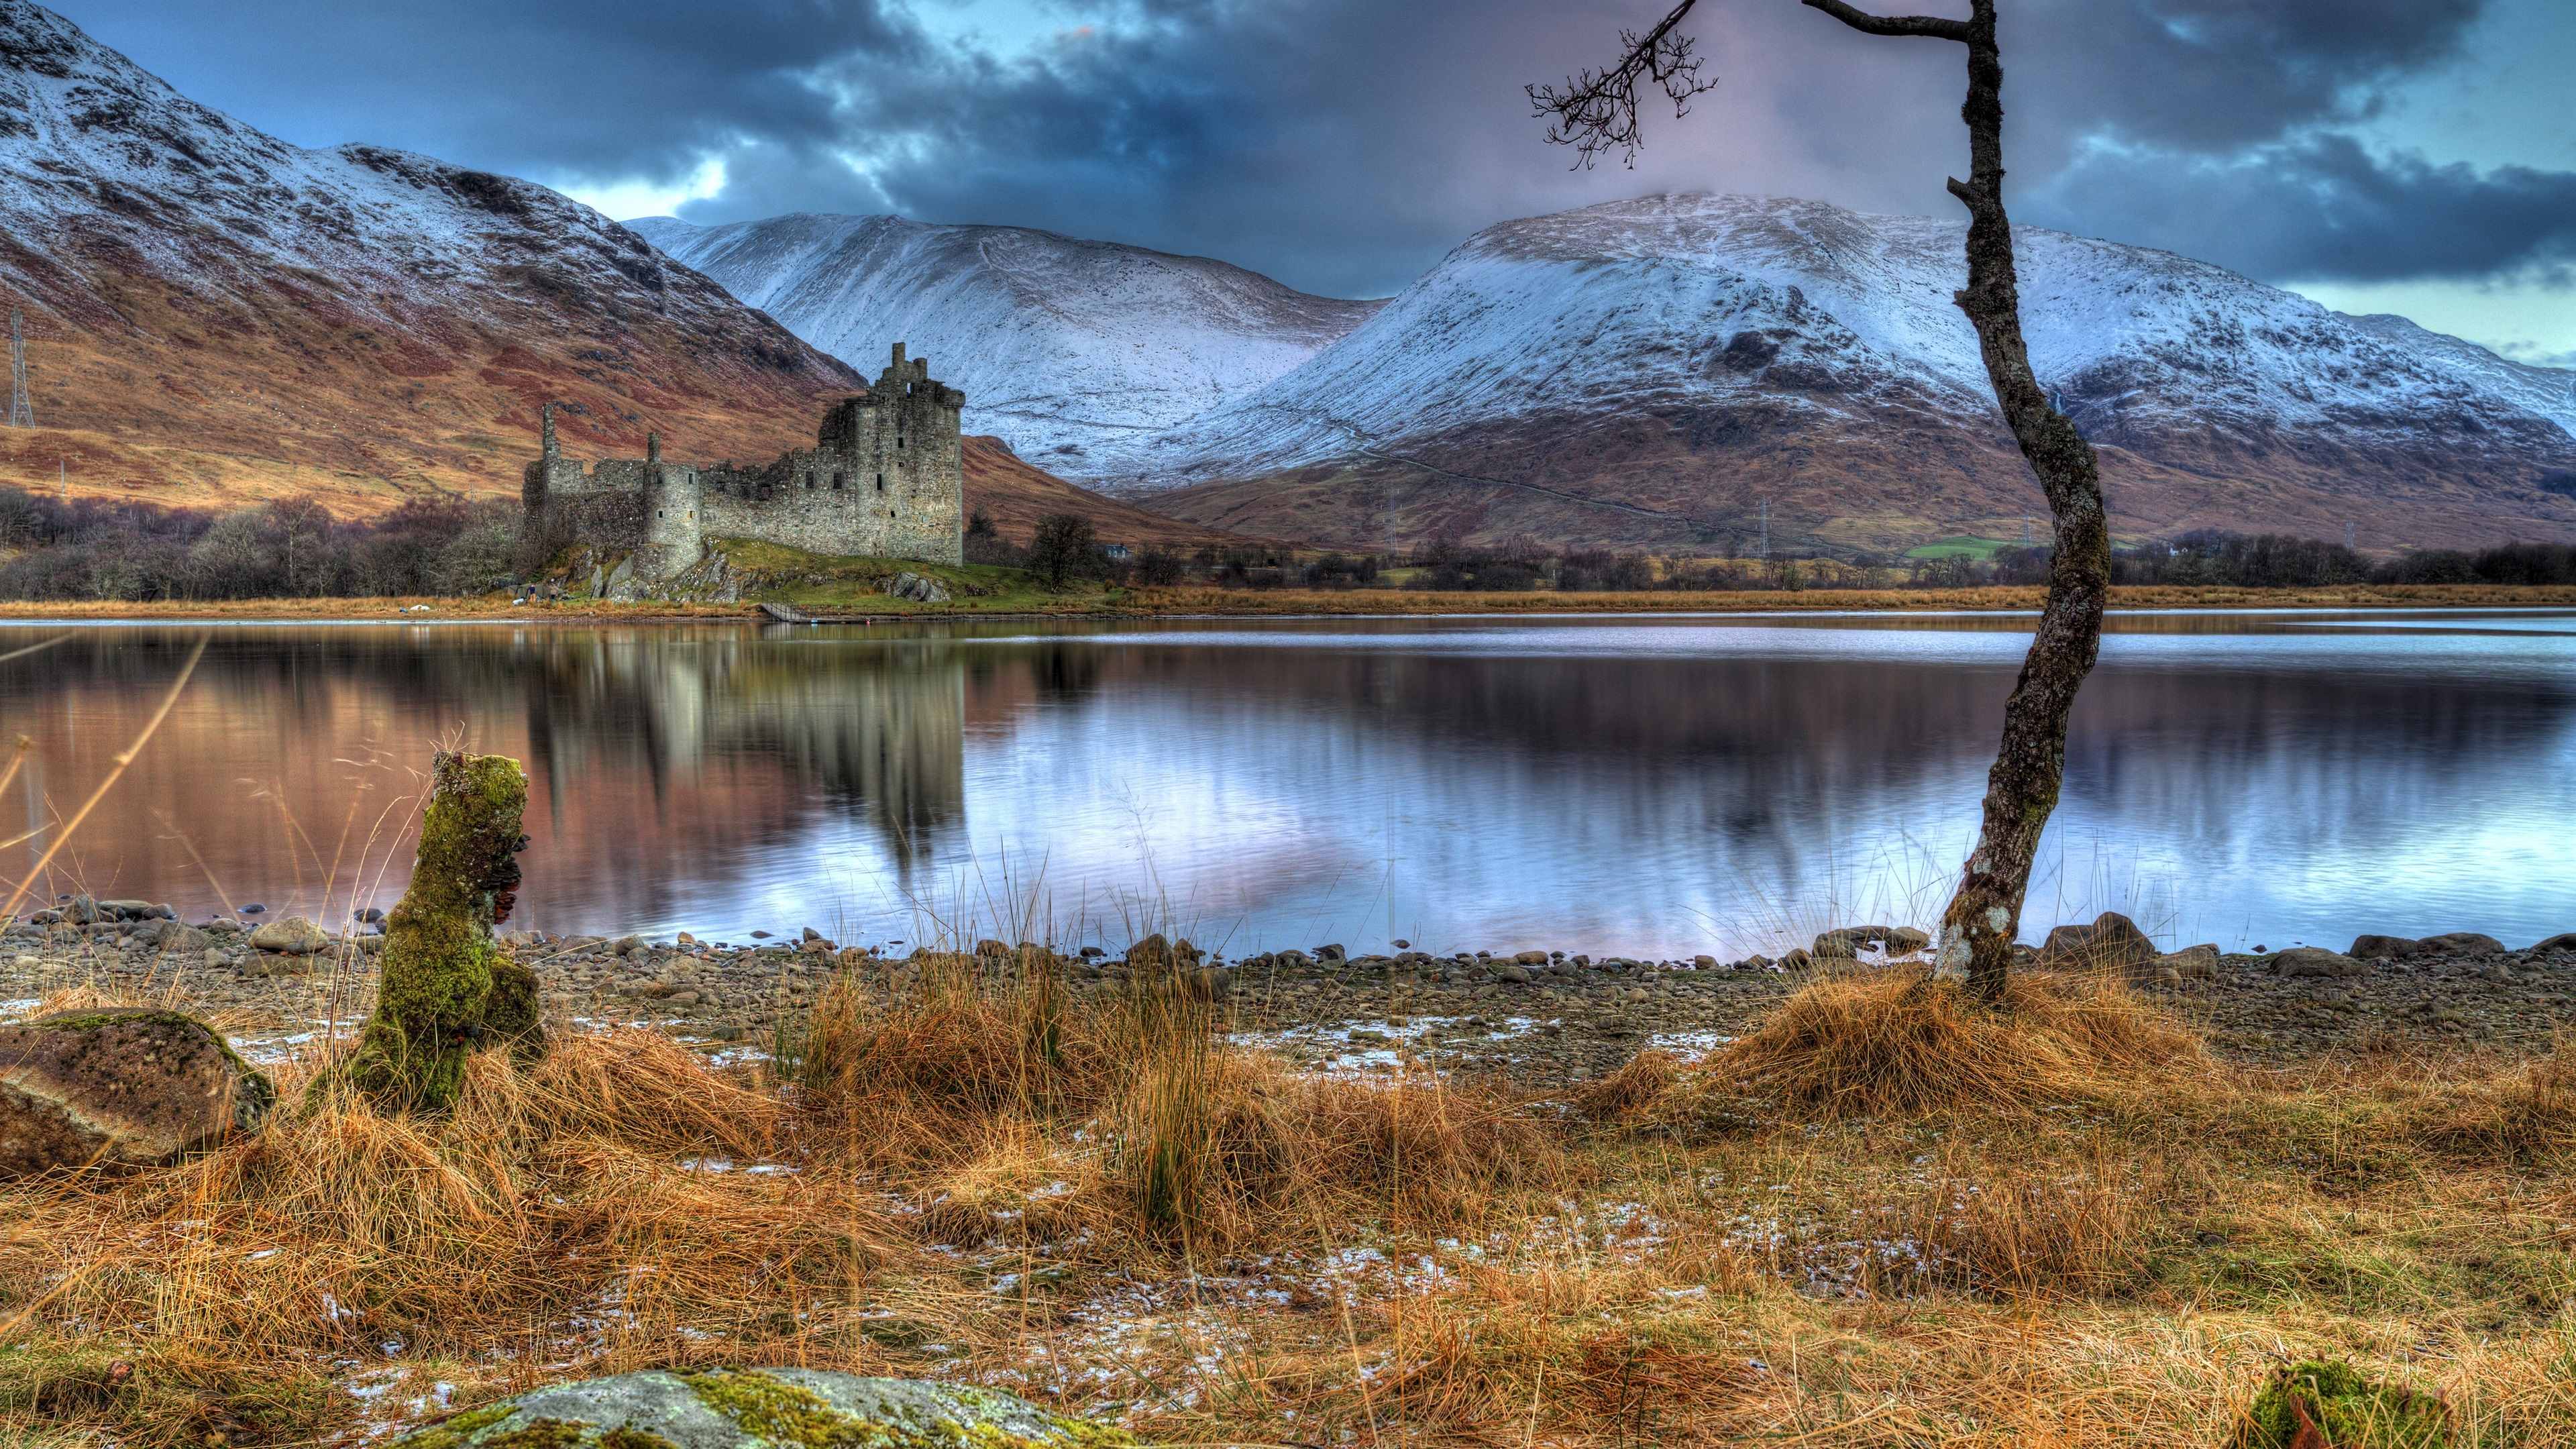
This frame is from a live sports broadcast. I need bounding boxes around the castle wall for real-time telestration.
[521,345,966,582]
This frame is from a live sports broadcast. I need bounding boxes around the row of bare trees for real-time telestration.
[0,486,520,601]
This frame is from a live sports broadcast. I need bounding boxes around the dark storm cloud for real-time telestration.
[50,0,2576,297]
[2035,133,2576,284]
[56,0,924,187]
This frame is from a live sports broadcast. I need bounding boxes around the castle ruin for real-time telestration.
[522,343,965,579]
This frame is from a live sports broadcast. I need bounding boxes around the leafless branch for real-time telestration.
[1799,0,1972,42]
[1527,0,1717,169]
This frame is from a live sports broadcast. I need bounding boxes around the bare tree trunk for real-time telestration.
[1874,0,2112,999]
[1534,0,2114,1002]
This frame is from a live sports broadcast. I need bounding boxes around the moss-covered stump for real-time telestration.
[327,750,542,1114]
[0,1007,275,1175]
[2230,1360,2449,1448]
[392,1368,1136,1449]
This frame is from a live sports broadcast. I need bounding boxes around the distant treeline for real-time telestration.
[5,485,2573,600]
[0,485,521,601]
[2103,531,2576,588]
[1127,529,2576,594]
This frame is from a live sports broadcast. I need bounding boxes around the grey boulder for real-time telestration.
[1813,924,1928,958]
[881,571,951,604]
[248,916,330,955]
[2348,934,2421,961]
[2531,932,2576,954]
[2417,932,2506,957]
[390,1367,1131,1449]
[2035,911,2157,970]
[0,1007,274,1176]
[2150,944,2220,981]
[145,921,213,953]
[2271,947,2366,979]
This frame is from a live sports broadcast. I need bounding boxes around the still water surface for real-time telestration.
[7,611,2572,959]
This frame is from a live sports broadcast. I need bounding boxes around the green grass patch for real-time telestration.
[705,539,1120,613]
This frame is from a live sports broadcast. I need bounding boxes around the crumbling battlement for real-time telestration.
[522,343,965,580]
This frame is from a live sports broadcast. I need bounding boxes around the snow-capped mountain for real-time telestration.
[629,213,1382,477]
[0,0,858,510]
[1108,195,2576,551]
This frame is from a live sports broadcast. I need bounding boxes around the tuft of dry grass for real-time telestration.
[1666,967,2202,1120]
[1,1033,888,1446]
[792,947,1549,1249]
[2409,1032,2576,1162]
[789,949,1095,1165]
[1888,1147,2164,1301]
[1575,1047,1682,1120]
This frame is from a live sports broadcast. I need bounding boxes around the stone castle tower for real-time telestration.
[523,343,966,580]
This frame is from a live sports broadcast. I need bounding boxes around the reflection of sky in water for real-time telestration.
[873,613,2576,956]
[6,612,2571,959]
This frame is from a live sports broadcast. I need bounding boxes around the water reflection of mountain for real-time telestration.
[953,632,2576,948]
[7,627,968,931]
[9,619,2572,951]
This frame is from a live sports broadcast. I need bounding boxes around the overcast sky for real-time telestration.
[53,0,2576,366]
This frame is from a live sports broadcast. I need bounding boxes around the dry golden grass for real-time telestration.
[790,949,1548,1248]
[1666,967,2203,1120]
[6,966,2574,1448]
[1,1030,887,1447]
[2404,1032,2576,1163]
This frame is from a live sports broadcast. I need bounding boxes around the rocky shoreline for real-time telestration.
[8,901,2573,1081]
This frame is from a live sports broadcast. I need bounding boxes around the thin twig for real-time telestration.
[0,633,210,921]
[0,735,31,810]
[0,633,72,665]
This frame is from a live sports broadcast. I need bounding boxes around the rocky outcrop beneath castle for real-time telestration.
[880,571,950,604]
[523,343,967,580]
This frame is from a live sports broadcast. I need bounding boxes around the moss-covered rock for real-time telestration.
[2229,1360,2449,1448]
[0,1006,274,1175]
[390,1368,1134,1449]
[323,750,543,1114]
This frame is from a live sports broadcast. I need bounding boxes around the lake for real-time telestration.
[6,610,2572,960]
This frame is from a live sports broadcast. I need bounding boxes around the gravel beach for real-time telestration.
[8,914,2572,1078]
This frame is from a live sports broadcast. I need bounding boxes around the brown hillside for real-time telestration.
[0,5,861,522]
[1138,401,2576,555]
[961,435,1260,551]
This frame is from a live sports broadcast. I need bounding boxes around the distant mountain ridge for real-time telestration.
[0,0,874,513]
[1102,195,2576,551]
[642,193,2575,551]
[0,0,1227,553]
[630,213,1383,478]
